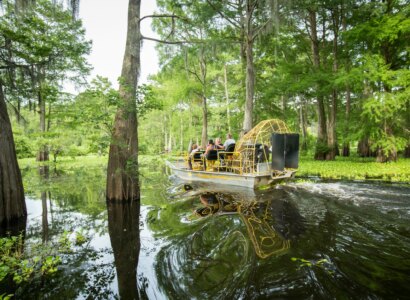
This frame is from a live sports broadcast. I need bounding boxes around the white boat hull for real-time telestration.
[166,160,296,189]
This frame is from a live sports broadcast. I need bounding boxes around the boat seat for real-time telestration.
[217,144,236,171]
[189,151,205,170]
[225,143,236,153]
[205,150,219,171]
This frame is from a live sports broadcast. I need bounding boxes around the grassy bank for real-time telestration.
[18,154,410,183]
[298,156,410,183]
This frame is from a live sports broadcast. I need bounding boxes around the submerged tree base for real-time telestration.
[0,216,27,237]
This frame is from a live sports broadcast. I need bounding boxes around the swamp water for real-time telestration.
[2,159,410,299]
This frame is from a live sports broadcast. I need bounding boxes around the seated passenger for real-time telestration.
[215,137,224,150]
[223,133,235,150]
[188,144,201,170]
[204,139,217,157]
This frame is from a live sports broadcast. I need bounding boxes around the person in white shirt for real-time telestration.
[223,133,235,149]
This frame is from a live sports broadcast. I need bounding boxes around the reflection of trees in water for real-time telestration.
[107,201,140,300]
[4,165,118,299]
[154,186,305,299]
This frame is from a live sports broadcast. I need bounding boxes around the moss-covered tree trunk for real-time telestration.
[309,10,328,160]
[106,0,141,201]
[0,81,26,225]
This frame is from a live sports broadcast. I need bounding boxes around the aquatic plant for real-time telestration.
[298,156,410,183]
[0,230,88,287]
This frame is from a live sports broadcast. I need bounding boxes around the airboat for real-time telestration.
[166,119,299,189]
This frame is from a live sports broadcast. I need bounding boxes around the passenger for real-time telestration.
[215,137,224,150]
[188,144,201,170]
[190,143,200,155]
[223,133,235,149]
[204,139,217,157]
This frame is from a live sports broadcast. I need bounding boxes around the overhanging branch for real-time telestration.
[141,35,204,44]
[139,14,187,24]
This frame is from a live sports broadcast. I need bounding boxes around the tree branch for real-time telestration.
[205,0,241,29]
[139,14,187,24]
[252,18,272,41]
[187,68,204,86]
[141,34,204,44]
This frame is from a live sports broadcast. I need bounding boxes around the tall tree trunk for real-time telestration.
[342,87,351,156]
[299,97,308,151]
[273,0,280,60]
[326,90,337,160]
[0,81,26,225]
[224,64,231,132]
[404,145,410,158]
[326,9,340,160]
[309,10,327,160]
[17,97,21,123]
[281,95,287,120]
[199,47,208,148]
[201,95,208,148]
[357,137,376,157]
[37,87,49,161]
[243,1,255,132]
[15,0,34,14]
[376,123,397,162]
[106,0,141,201]
[180,111,183,152]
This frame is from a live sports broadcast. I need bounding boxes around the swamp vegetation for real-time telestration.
[0,0,409,298]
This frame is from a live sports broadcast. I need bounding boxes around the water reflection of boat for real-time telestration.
[194,191,291,259]
[174,182,305,259]
[166,119,299,189]
[154,183,306,298]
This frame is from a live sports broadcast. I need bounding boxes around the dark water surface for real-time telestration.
[3,160,410,299]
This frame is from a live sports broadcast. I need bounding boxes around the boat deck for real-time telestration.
[166,160,295,189]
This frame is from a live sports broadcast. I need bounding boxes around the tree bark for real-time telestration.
[404,145,410,158]
[326,91,337,160]
[309,10,328,160]
[36,87,49,161]
[201,95,208,148]
[342,87,351,156]
[0,81,26,225]
[243,1,255,132]
[357,137,376,157]
[224,64,231,132]
[106,0,141,201]
[326,10,339,160]
[299,97,308,151]
[199,47,208,148]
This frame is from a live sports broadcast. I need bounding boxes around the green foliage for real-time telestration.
[0,233,64,285]
[136,84,163,118]
[298,156,410,182]
[0,228,91,291]
[12,131,34,159]
[1,0,91,161]
[0,293,13,300]
[74,231,87,246]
